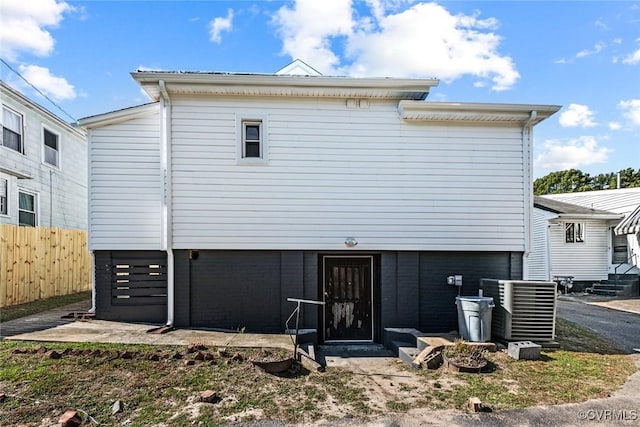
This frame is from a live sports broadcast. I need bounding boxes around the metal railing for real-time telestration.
[614,250,638,287]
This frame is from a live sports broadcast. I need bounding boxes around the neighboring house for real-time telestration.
[528,196,623,284]
[545,189,640,276]
[79,62,560,342]
[0,81,87,230]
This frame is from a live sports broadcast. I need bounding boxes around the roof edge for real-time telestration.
[78,102,158,129]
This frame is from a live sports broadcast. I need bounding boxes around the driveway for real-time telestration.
[556,296,640,354]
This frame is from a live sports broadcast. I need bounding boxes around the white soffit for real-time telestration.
[398,101,561,124]
[132,72,439,101]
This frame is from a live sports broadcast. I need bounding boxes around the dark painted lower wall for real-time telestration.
[95,250,522,339]
[94,251,167,323]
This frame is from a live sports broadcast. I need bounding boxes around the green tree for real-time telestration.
[534,168,640,195]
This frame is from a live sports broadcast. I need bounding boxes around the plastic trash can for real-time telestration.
[455,296,495,342]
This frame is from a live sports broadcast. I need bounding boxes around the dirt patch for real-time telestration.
[0,320,637,426]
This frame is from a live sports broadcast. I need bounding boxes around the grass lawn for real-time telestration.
[0,318,636,426]
[0,291,91,323]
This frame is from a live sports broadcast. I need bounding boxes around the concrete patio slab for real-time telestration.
[5,319,294,351]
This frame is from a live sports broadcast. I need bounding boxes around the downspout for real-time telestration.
[522,111,537,279]
[88,128,96,313]
[159,80,174,326]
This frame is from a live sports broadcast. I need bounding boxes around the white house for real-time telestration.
[0,81,87,230]
[528,196,623,283]
[545,189,640,275]
[79,64,559,341]
[529,189,640,296]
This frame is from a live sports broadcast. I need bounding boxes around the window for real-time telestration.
[43,127,60,167]
[18,190,36,227]
[242,121,262,158]
[2,106,23,153]
[0,178,7,215]
[565,222,584,243]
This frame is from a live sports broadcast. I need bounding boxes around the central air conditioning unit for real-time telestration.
[480,279,557,342]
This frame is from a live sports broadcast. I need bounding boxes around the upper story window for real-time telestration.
[43,127,60,167]
[0,178,7,215]
[237,115,268,164]
[242,121,262,158]
[2,105,24,153]
[18,190,37,227]
[565,222,585,243]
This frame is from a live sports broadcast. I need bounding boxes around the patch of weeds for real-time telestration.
[386,400,411,412]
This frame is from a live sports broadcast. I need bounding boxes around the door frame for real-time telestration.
[321,254,376,343]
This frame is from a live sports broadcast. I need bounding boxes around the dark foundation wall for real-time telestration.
[417,252,522,332]
[95,249,522,336]
[173,250,318,333]
[93,251,167,323]
[379,251,522,333]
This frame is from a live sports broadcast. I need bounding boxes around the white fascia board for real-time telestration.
[78,102,159,129]
[131,72,439,101]
[554,213,624,220]
[398,101,561,124]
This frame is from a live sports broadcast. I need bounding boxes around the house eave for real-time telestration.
[0,81,86,139]
[78,102,159,129]
[553,213,624,220]
[131,71,439,101]
[398,101,561,124]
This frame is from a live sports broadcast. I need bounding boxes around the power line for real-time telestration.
[0,57,78,124]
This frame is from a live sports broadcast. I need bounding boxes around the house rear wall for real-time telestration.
[94,250,523,335]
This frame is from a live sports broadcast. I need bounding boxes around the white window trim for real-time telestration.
[564,221,585,244]
[1,104,25,155]
[42,124,61,169]
[17,188,38,227]
[236,114,269,165]
[0,173,9,217]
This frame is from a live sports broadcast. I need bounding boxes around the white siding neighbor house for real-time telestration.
[530,189,640,296]
[79,63,560,341]
[1,81,87,230]
[528,196,622,282]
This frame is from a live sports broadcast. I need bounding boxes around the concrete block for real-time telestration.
[508,341,541,360]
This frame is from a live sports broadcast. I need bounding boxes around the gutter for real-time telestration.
[522,111,537,279]
[159,80,174,327]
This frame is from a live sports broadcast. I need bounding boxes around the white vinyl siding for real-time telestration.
[548,218,610,281]
[88,109,162,250]
[527,208,556,280]
[0,84,87,229]
[169,97,526,251]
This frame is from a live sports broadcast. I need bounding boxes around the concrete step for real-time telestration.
[398,345,421,367]
[389,340,415,357]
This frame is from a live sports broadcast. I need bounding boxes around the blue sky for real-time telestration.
[1,0,639,179]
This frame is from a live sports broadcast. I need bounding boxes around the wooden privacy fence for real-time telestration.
[0,225,92,307]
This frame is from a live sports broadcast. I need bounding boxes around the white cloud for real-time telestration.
[209,8,234,44]
[273,1,519,91]
[622,48,640,65]
[608,122,622,130]
[534,136,612,170]
[0,0,72,61]
[575,41,605,58]
[619,99,640,126]
[18,64,76,101]
[273,0,354,74]
[558,104,597,128]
